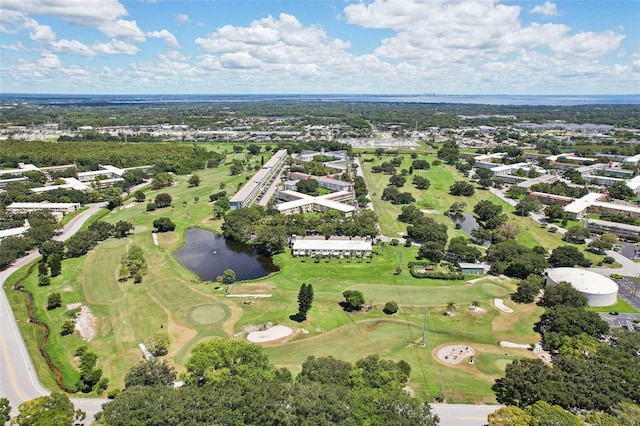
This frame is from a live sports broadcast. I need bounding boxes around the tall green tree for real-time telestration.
[297,283,314,321]
[221,269,236,284]
[47,253,62,277]
[343,290,365,311]
[124,359,177,388]
[188,173,201,187]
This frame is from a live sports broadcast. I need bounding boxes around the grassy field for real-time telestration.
[587,297,638,313]
[5,147,562,403]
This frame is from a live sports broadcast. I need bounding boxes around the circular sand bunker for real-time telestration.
[247,325,293,343]
[436,345,475,364]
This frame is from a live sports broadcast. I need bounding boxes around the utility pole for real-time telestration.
[421,310,427,347]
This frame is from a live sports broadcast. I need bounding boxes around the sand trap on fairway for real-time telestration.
[436,345,475,365]
[247,325,293,343]
[499,341,530,349]
[494,298,514,313]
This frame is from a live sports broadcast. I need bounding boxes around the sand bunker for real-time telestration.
[247,324,293,343]
[494,298,514,313]
[436,345,475,365]
[499,341,530,349]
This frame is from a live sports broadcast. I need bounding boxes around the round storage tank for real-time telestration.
[545,268,618,307]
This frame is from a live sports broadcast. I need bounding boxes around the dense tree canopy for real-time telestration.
[98,340,438,426]
[14,392,84,426]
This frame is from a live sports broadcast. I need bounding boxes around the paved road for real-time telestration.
[0,203,107,421]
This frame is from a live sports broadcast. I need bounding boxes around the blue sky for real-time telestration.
[1,0,638,94]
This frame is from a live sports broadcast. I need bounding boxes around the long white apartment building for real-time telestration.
[230,149,288,209]
[6,202,81,215]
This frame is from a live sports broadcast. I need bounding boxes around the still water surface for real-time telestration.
[174,227,279,282]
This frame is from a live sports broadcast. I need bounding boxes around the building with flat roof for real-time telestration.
[0,177,28,189]
[564,192,610,220]
[287,172,353,192]
[526,190,575,206]
[458,263,488,275]
[546,268,618,307]
[274,190,356,216]
[291,237,371,258]
[230,149,288,209]
[30,177,89,193]
[0,220,30,240]
[6,202,81,215]
[585,219,640,239]
[627,176,640,195]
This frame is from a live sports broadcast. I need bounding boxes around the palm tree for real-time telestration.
[471,301,480,310]
[446,301,456,312]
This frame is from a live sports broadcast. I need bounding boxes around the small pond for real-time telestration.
[449,212,479,235]
[174,227,279,282]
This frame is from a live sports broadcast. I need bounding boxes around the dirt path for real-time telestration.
[221,301,243,337]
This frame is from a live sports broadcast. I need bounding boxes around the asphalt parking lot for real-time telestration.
[600,312,640,330]
[613,276,640,312]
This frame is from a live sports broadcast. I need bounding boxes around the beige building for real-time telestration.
[291,237,372,258]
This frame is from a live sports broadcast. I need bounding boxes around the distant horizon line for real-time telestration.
[2,92,639,96]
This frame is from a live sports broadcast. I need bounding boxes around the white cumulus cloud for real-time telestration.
[52,39,96,57]
[147,29,180,49]
[98,19,145,42]
[530,2,559,16]
[38,53,62,68]
[93,39,140,55]
[1,0,129,27]
[176,14,189,24]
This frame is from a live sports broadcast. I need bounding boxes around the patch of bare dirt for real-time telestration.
[74,305,97,342]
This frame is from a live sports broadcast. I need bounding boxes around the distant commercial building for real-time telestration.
[583,175,624,187]
[546,268,618,307]
[287,172,353,192]
[0,220,30,240]
[297,150,348,162]
[274,190,356,216]
[585,219,640,239]
[526,190,575,206]
[623,154,640,166]
[0,177,28,189]
[626,176,640,195]
[30,177,90,193]
[0,163,39,176]
[230,149,288,209]
[291,237,372,258]
[6,202,81,215]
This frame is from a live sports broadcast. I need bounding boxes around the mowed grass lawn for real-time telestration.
[360,153,569,250]
[8,146,544,403]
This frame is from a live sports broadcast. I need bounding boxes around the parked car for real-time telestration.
[609,311,619,315]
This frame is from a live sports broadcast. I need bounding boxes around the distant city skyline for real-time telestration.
[1,0,638,95]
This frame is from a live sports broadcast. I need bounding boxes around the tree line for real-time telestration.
[95,338,439,426]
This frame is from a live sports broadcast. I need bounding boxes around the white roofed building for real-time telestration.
[546,268,618,307]
[291,237,372,258]
[6,202,81,215]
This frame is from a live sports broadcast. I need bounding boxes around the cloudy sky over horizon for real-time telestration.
[1,0,638,95]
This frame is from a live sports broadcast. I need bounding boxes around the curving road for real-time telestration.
[1,202,501,425]
[0,203,108,421]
